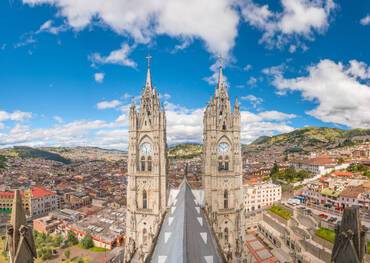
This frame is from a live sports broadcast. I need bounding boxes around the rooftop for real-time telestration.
[150,180,222,263]
[31,187,56,198]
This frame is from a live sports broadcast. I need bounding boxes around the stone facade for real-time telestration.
[202,64,243,258]
[125,60,167,262]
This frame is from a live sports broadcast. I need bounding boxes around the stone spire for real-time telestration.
[145,55,152,91]
[234,96,239,111]
[331,206,367,263]
[5,190,37,263]
[217,63,223,89]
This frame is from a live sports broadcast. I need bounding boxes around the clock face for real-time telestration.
[140,143,152,155]
[218,142,229,155]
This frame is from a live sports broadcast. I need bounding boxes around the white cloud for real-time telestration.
[37,19,67,34]
[258,111,296,121]
[360,14,370,26]
[0,100,296,148]
[159,93,171,101]
[96,100,121,110]
[14,34,37,48]
[241,95,263,108]
[90,43,137,68]
[267,59,370,128]
[240,111,295,142]
[53,116,64,123]
[243,64,252,71]
[0,110,32,122]
[0,123,4,129]
[94,72,105,83]
[247,76,258,87]
[0,120,119,148]
[239,0,336,50]
[23,0,239,56]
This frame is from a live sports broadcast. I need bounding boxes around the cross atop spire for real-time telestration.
[146,54,152,68]
[145,55,152,89]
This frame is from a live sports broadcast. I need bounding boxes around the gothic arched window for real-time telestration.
[224,190,229,209]
[224,227,229,242]
[218,156,223,171]
[141,156,146,171]
[147,156,152,172]
[222,122,226,130]
[143,190,147,209]
[224,156,229,171]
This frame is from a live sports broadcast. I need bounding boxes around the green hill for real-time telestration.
[248,127,370,152]
[168,143,202,159]
[7,146,71,164]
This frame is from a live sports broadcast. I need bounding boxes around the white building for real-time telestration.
[243,182,282,212]
[28,187,60,217]
[292,155,349,176]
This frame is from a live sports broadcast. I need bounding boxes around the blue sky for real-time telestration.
[0,0,369,149]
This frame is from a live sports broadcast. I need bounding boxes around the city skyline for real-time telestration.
[1,1,370,149]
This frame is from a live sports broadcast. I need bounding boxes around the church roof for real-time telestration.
[150,180,223,263]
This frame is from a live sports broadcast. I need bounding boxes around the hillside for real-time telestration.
[0,155,6,170]
[168,143,202,159]
[1,146,71,164]
[244,127,370,156]
[43,146,127,161]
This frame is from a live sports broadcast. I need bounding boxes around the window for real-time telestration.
[222,122,226,130]
[224,227,229,242]
[218,156,223,170]
[147,156,152,171]
[218,156,230,171]
[224,190,229,209]
[143,190,147,209]
[141,156,146,171]
[224,156,229,171]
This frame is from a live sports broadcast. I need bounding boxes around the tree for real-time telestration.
[67,231,78,246]
[0,155,6,170]
[64,249,70,259]
[270,162,279,176]
[53,234,63,247]
[80,234,94,249]
[40,247,52,260]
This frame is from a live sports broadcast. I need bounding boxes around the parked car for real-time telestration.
[319,213,328,219]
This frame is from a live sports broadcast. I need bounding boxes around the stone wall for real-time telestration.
[312,234,334,250]
[299,239,331,263]
[262,213,288,235]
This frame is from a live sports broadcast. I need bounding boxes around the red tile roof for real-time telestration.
[31,187,56,198]
[0,191,25,198]
[0,191,15,198]
[332,171,353,177]
[340,185,365,198]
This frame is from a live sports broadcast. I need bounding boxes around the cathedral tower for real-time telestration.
[125,57,167,261]
[203,64,243,259]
